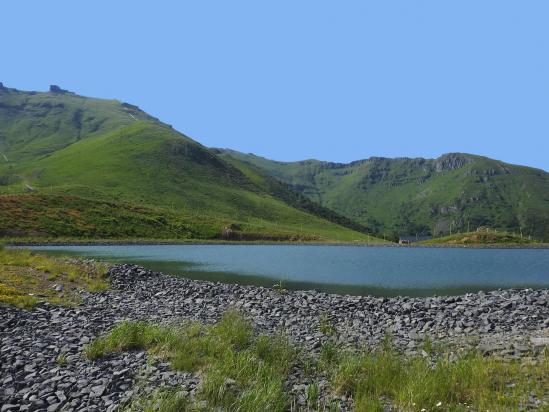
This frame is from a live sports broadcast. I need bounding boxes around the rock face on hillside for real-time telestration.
[434,153,475,172]
[1,264,548,410]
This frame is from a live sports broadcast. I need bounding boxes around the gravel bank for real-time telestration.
[1,264,548,411]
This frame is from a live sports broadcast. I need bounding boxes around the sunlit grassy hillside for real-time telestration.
[0,86,382,242]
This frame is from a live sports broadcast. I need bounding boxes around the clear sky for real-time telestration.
[2,1,548,170]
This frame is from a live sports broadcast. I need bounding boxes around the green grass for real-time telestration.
[125,389,189,412]
[56,353,68,366]
[86,311,549,411]
[0,194,220,240]
[0,248,109,308]
[87,311,295,411]
[419,230,539,246]
[327,342,549,411]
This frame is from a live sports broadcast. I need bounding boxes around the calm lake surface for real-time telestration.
[25,245,549,297]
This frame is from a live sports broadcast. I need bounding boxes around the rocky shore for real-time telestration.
[1,264,548,411]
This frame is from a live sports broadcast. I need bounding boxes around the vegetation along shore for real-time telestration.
[4,231,549,249]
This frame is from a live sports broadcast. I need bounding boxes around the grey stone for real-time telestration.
[530,337,549,348]
[91,385,106,397]
[1,405,20,412]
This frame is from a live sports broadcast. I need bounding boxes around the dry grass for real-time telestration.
[0,248,109,308]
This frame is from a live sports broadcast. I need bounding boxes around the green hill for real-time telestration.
[216,149,549,241]
[0,84,383,242]
[418,230,539,246]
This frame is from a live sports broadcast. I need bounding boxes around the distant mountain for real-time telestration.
[0,84,381,242]
[216,149,549,241]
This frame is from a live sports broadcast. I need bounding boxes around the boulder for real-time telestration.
[49,85,69,94]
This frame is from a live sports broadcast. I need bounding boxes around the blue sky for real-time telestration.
[2,1,548,170]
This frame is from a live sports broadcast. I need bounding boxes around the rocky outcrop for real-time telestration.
[435,153,475,172]
[1,264,548,410]
[120,102,140,111]
[49,85,70,94]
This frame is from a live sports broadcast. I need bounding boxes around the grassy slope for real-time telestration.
[0,87,382,242]
[0,194,221,239]
[217,149,549,241]
[218,153,376,236]
[418,230,540,246]
[0,88,153,163]
[0,246,109,308]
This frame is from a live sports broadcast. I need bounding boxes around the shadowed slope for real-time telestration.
[217,149,549,241]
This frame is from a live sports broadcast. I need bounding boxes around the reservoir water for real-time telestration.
[25,244,549,297]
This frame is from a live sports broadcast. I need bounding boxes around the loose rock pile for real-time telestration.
[1,264,548,411]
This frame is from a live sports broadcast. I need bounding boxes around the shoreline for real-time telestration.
[5,238,549,249]
[1,263,548,410]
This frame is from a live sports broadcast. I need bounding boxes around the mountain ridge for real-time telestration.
[216,149,549,241]
[216,148,548,173]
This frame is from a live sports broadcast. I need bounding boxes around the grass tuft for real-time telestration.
[306,382,320,410]
[86,310,295,411]
[318,313,337,336]
[330,344,549,411]
[84,321,179,360]
[56,353,68,366]
[125,389,189,412]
